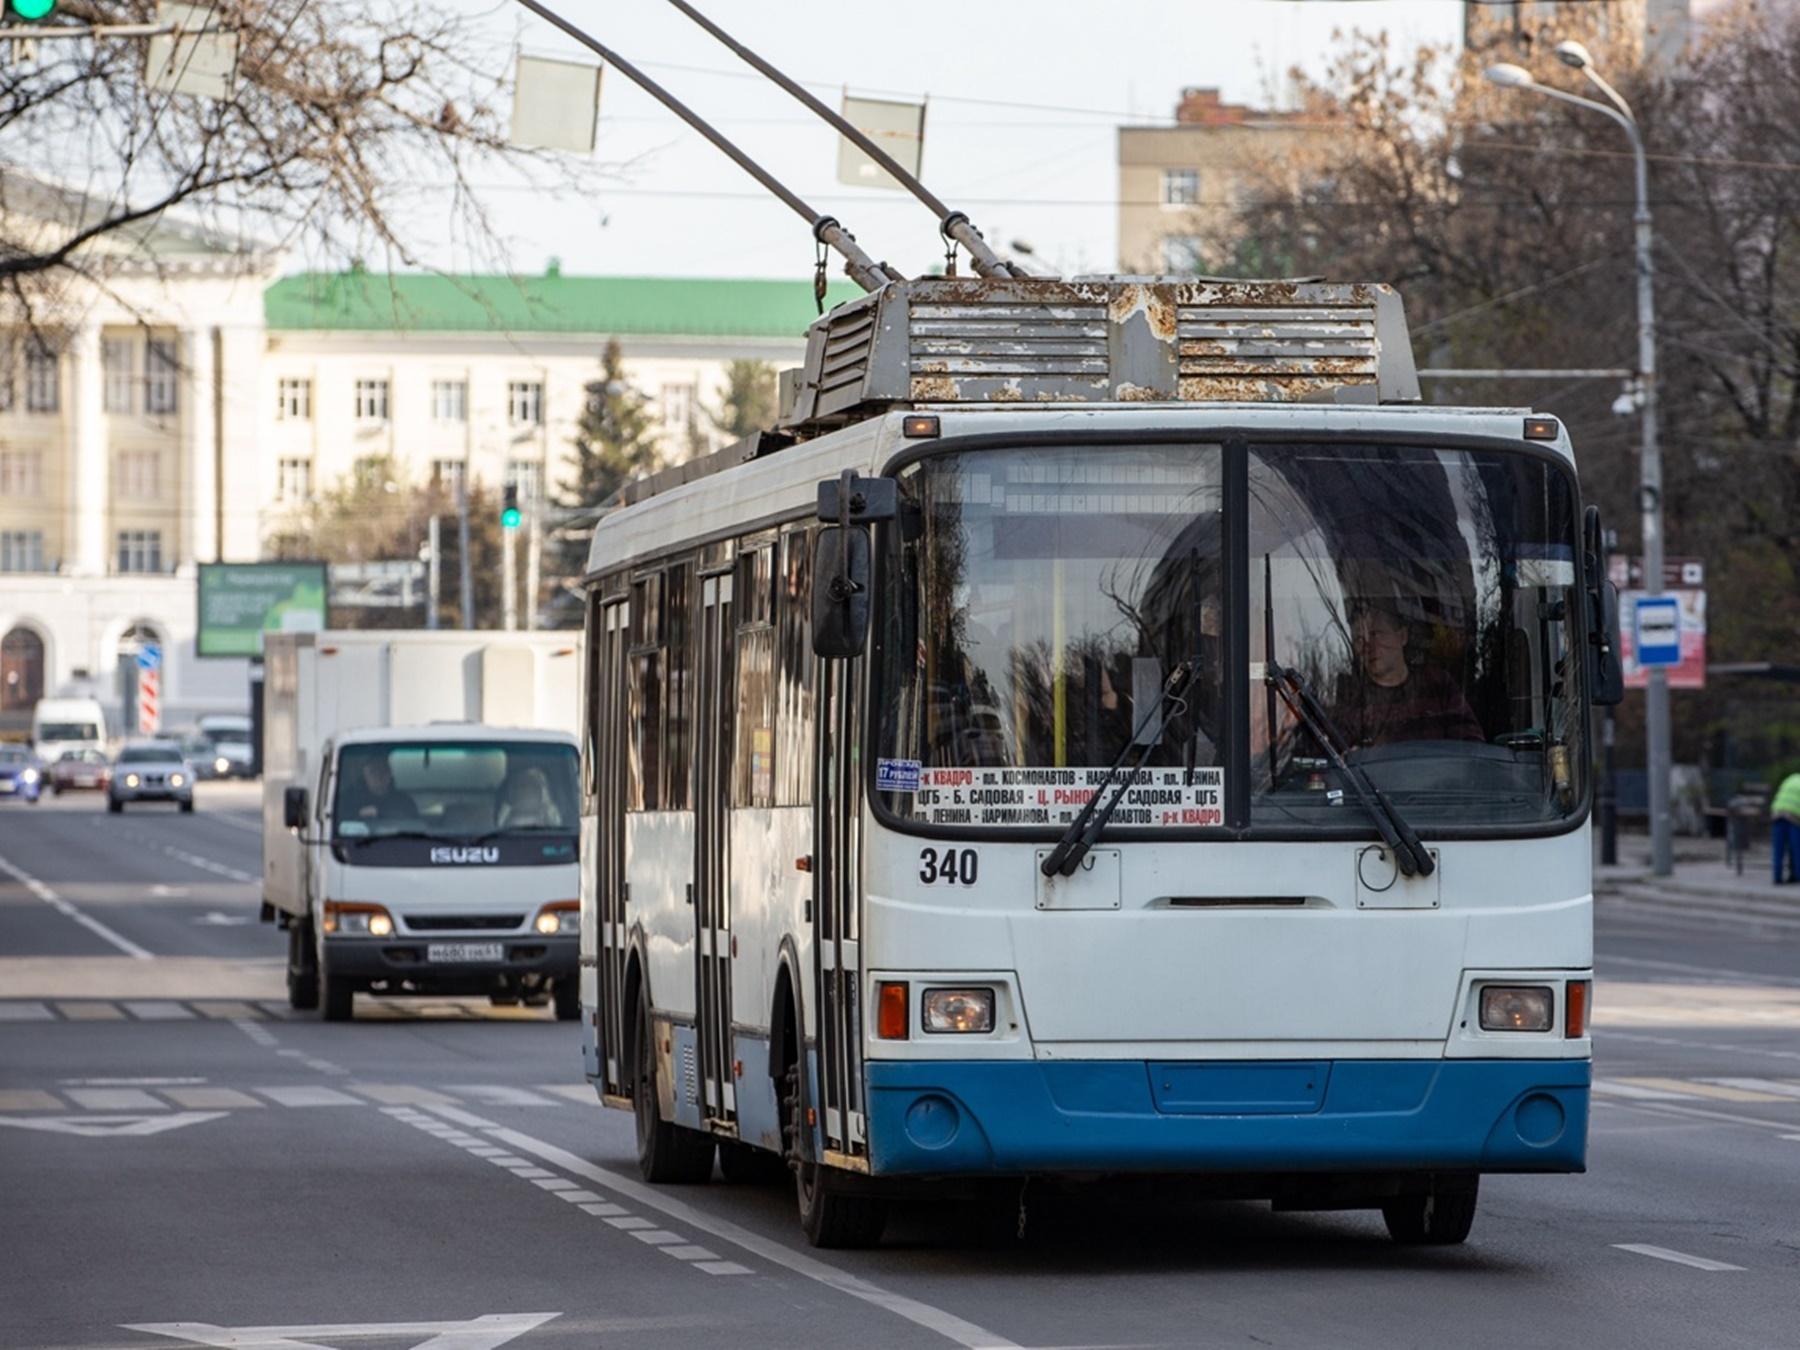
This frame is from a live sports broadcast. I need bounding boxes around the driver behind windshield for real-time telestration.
[339,756,419,822]
[496,767,558,829]
[1335,602,1484,748]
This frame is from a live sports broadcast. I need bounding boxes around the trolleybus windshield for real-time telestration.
[876,441,1586,833]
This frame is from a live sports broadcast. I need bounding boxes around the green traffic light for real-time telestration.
[10,0,56,20]
[501,508,522,529]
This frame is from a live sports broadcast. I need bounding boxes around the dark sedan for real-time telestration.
[48,749,111,794]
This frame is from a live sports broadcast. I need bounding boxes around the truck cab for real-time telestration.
[280,724,581,1021]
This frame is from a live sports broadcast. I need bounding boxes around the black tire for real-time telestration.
[179,799,195,814]
[718,1138,788,1186]
[632,992,715,1183]
[552,979,581,1023]
[1383,1179,1479,1245]
[783,1061,887,1248]
[108,798,123,814]
[286,923,319,1011]
[52,785,62,796]
[320,952,355,1022]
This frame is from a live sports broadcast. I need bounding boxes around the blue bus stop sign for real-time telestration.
[1634,595,1681,668]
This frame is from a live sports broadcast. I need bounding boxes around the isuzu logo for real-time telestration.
[429,846,501,865]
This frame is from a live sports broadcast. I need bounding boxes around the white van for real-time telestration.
[31,698,110,765]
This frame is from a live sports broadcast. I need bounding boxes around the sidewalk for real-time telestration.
[1596,833,1800,911]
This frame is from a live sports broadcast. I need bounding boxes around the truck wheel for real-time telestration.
[553,980,580,1023]
[321,975,354,1022]
[632,992,714,1183]
[286,923,319,1011]
[1383,1179,1479,1245]
[784,1060,887,1248]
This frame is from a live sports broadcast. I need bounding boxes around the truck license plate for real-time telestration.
[427,942,503,964]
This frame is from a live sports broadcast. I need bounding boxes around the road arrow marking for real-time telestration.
[0,1111,227,1138]
[124,1312,562,1349]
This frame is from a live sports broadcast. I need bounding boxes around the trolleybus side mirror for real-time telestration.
[283,785,308,831]
[812,471,897,659]
[1583,506,1624,707]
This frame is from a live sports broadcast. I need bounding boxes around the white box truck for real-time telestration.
[261,631,584,1022]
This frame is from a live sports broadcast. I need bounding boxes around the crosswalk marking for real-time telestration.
[0,1002,55,1021]
[351,1084,456,1106]
[121,1001,195,1021]
[534,1084,597,1104]
[0,1089,64,1111]
[257,1085,361,1108]
[66,1088,166,1111]
[453,1085,557,1107]
[55,1002,126,1020]
[1616,1076,1795,1103]
[164,1087,263,1109]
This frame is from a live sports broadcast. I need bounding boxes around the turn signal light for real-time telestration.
[877,981,908,1040]
[1566,980,1590,1038]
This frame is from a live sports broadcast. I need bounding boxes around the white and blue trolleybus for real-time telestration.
[576,276,1624,1248]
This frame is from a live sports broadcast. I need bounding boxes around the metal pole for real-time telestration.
[508,0,895,292]
[502,521,518,633]
[1628,124,1672,877]
[524,496,542,633]
[457,480,474,631]
[426,514,441,631]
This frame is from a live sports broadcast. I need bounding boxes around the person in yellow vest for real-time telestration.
[1773,771,1800,885]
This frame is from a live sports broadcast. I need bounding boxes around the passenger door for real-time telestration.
[811,655,867,1163]
[692,571,736,1127]
[593,598,631,1097]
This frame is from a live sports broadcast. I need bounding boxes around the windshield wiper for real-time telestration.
[465,824,573,845]
[1264,661,1435,878]
[339,828,452,847]
[1040,661,1193,878]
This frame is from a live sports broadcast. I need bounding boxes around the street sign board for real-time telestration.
[1634,595,1681,667]
[330,560,426,609]
[196,562,328,659]
[836,95,927,190]
[511,54,601,154]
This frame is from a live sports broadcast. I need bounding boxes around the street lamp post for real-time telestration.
[1487,44,1672,877]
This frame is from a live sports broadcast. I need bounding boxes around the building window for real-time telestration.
[354,378,390,421]
[25,343,58,413]
[277,377,312,421]
[1162,168,1201,206]
[432,458,466,498]
[507,380,543,426]
[103,337,135,414]
[659,382,695,430]
[1161,234,1206,273]
[145,338,178,415]
[432,379,467,422]
[504,458,543,504]
[116,530,163,575]
[0,531,44,573]
[277,457,313,502]
[0,450,42,497]
[116,450,161,501]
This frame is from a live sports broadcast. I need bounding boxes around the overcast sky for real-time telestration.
[397,0,1465,281]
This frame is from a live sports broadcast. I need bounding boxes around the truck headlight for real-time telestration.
[534,901,579,935]
[323,902,395,937]
[1479,985,1554,1032]
[922,987,995,1035]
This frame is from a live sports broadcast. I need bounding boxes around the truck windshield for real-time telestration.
[333,741,579,842]
[876,442,1586,833]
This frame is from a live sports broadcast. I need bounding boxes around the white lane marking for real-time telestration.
[1597,1097,1800,1134]
[125,1312,561,1349]
[0,847,153,959]
[1600,953,1800,988]
[425,1105,1024,1349]
[152,844,258,885]
[631,1230,685,1246]
[664,1244,720,1261]
[452,1085,557,1107]
[150,885,190,897]
[0,1001,55,1020]
[255,1085,361,1108]
[1603,1028,1800,1065]
[1613,1243,1746,1272]
[534,1083,599,1103]
[62,1076,206,1086]
[352,1084,456,1106]
[1781,1134,1800,1141]
[694,1260,753,1276]
[1703,1077,1800,1099]
[0,1111,227,1138]
[193,911,253,926]
[66,1087,166,1111]
[123,1000,195,1021]
[234,1019,280,1048]
[1593,1080,1693,1101]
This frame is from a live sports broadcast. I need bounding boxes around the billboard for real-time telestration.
[197,562,329,659]
[1610,557,1706,690]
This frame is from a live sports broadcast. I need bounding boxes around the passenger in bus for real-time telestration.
[497,767,559,830]
[1336,602,1484,747]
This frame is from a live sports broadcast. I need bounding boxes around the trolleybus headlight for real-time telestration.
[922,987,995,1035]
[1479,985,1554,1032]
[534,901,579,935]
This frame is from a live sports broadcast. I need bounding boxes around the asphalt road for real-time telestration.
[2,791,1798,1350]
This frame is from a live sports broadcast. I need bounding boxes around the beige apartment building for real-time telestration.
[1116,88,1328,277]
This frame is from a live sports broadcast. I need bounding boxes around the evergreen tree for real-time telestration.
[560,338,660,508]
[704,359,779,443]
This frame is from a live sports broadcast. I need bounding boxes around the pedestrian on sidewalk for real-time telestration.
[1773,770,1800,885]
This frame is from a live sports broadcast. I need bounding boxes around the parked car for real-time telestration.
[0,745,42,804]
[48,749,111,795]
[108,741,195,814]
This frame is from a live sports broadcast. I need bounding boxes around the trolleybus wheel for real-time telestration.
[1382,1178,1478,1245]
[632,991,715,1183]
[783,1061,887,1249]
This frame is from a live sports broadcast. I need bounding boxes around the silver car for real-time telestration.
[108,741,196,813]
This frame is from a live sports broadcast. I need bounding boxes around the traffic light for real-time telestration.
[8,0,57,18]
[501,485,521,530]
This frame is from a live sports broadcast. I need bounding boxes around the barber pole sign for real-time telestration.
[136,643,162,734]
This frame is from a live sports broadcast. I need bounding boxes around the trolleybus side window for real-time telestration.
[665,561,694,811]
[734,541,777,808]
[776,526,815,807]
[627,572,664,812]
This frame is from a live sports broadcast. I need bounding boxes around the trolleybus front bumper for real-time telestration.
[864,1058,1588,1176]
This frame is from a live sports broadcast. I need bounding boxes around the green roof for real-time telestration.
[263,271,863,339]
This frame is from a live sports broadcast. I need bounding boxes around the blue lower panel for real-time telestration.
[864,1058,1590,1177]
